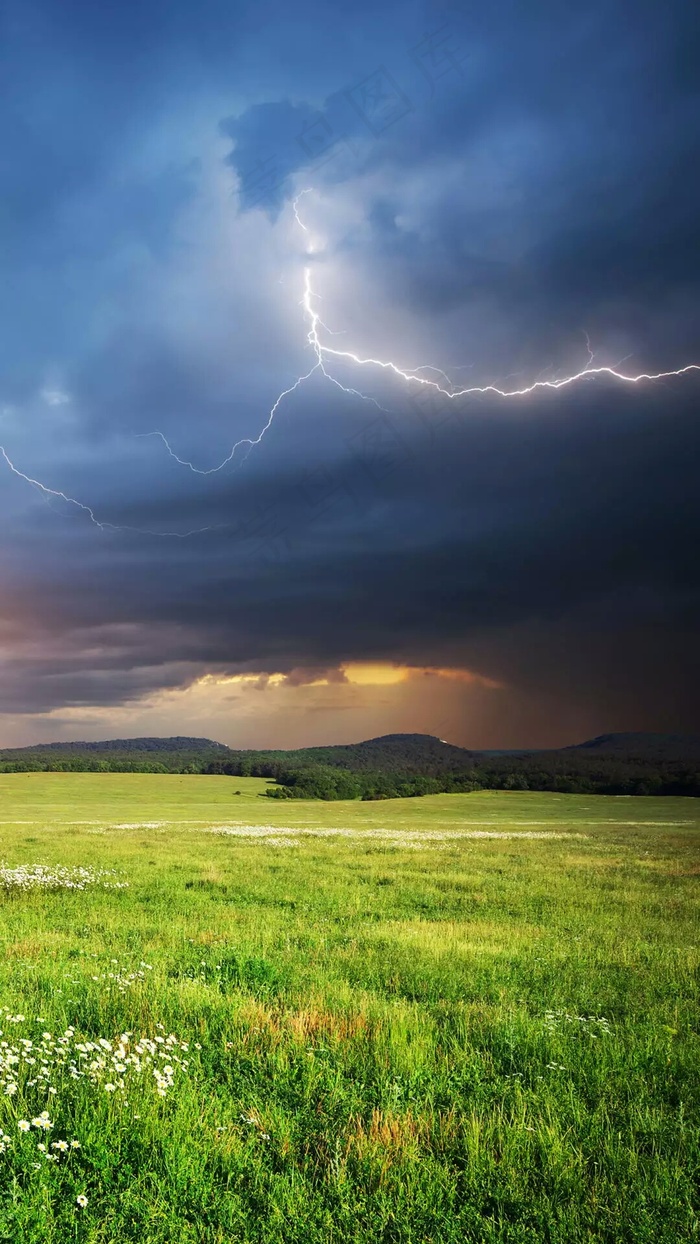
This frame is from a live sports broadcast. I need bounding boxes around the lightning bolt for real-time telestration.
[0,446,226,538]
[309,300,700,402]
[149,190,700,476]
[137,364,321,476]
[142,192,390,477]
[0,446,109,529]
[3,188,700,532]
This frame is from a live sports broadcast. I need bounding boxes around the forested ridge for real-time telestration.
[1,732,698,797]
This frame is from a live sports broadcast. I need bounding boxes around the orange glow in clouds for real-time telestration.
[199,663,501,690]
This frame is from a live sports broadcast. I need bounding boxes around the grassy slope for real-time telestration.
[0,774,698,1243]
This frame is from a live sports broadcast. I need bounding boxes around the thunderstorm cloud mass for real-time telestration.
[0,0,699,747]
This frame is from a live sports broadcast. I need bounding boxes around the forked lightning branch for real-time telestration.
[2,191,699,535]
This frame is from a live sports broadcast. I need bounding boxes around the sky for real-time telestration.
[0,0,699,750]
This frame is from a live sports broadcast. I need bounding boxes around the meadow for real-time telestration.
[0,773,698,1243]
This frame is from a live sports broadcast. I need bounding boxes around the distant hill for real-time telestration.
[568,733,700,759]
[277,733,477,775]
[0,736,230,755]
[0,735,232,773]
[0,731,697,795]
[202,732,700,798]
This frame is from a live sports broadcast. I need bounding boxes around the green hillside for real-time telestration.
[1,732,698,796]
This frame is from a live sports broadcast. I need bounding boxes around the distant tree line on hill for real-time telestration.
[202,752,700,799]
[1,733,698,797]
[0,748,223,774]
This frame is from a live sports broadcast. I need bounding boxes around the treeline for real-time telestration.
[0,751,223,774]
[263,765,480,801]
[2,735,698,797]
[210,757,482,800]
[202,754,700,799]
[0,735,230,773]
[2,735,225,753]
[467,760,700,798]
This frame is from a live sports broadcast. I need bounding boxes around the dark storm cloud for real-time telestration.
[1,0,699,740]
[223,0,700,356]
[4,376,698,729]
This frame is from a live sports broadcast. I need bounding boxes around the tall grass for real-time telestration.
[0,774,698,1241]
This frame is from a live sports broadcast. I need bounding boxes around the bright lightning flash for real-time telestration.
[3,189,700,532]
[150,189,700,477]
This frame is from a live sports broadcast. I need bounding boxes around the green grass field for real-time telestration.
[0,774,698,1243]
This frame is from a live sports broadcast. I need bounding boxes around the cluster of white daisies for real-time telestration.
[0,1007,201,1215]
[0,863,129,893]
[1,1015,192,1104]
